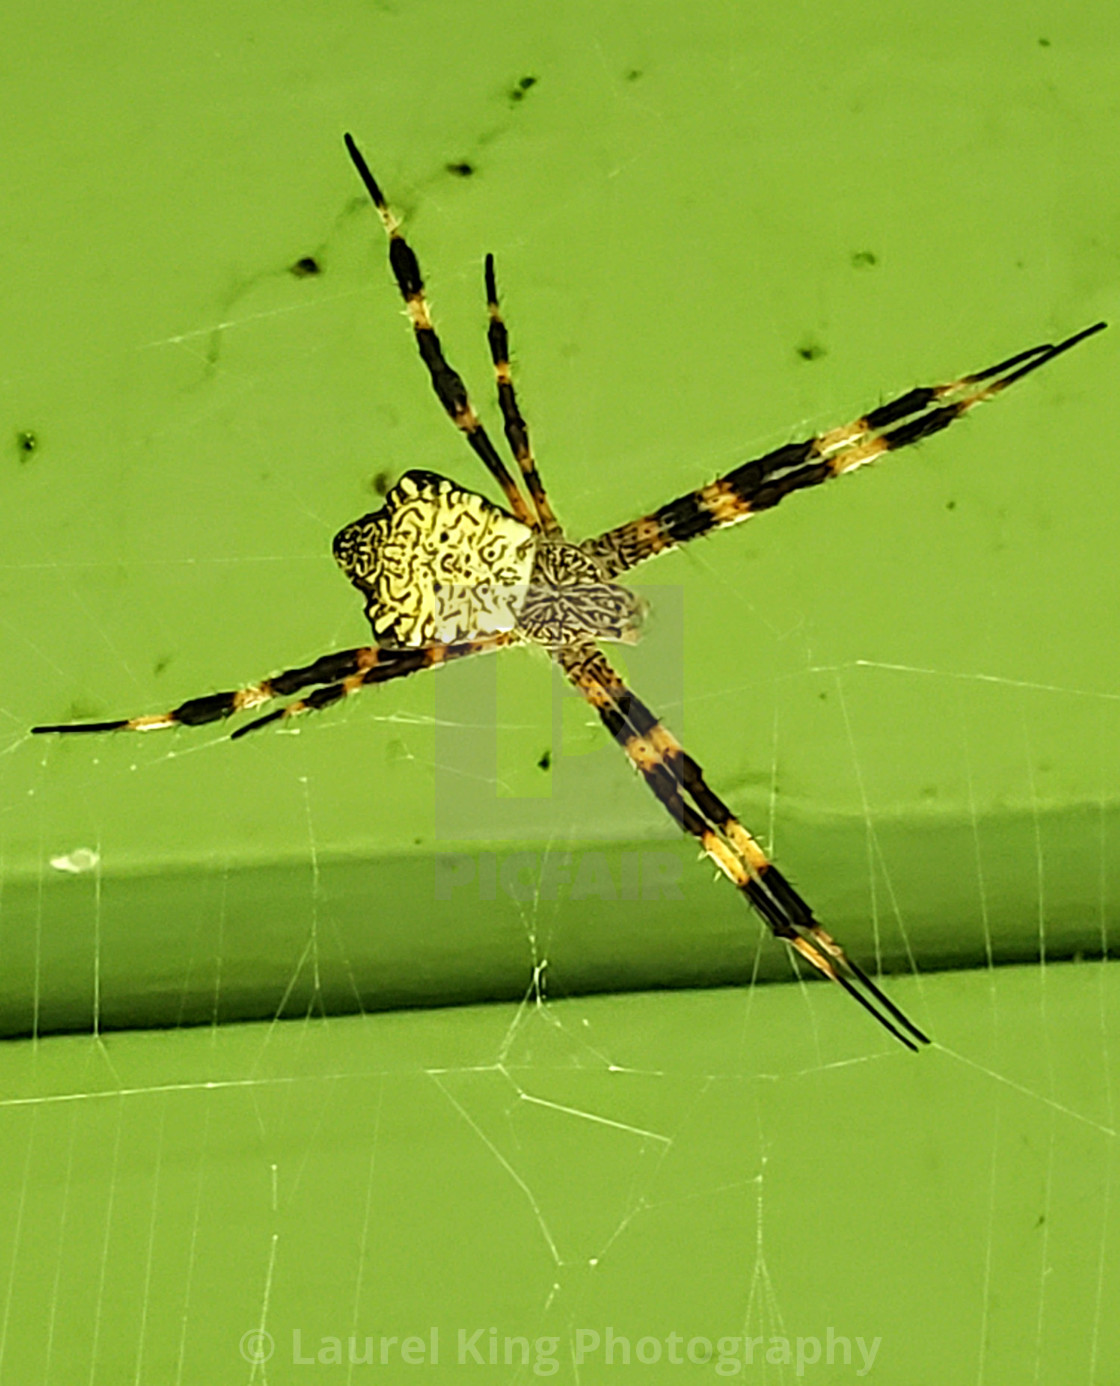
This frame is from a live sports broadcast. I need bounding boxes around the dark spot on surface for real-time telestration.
[818,691,828,701]
[1035,1213,1046,1227]
[446,161,475,178]
[796,340,826,362]
[153,655,172,677]
[1038,36,1050,46]
[946,499,957,511]
[626,68,643,81]
[371,470,393,496]
[16,429,38,459]
[290,256,321,278]
[851,250,877,268]
[439,531,450,543]
[537,749,551,771]
[510,75,538,103]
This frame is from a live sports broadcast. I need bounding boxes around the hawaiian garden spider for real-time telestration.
[34,134,1106,1051]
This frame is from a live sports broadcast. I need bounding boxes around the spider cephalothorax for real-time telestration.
[33,131,1106,1051]
[519,540,646,647]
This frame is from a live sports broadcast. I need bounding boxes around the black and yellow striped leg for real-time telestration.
[343,134,536,529]
[556,641,929,1050]
[483,253,561,536]
[230,632,516,738]
[34,636,517,740]
[32,647,381,736]
[583,321,1106,578]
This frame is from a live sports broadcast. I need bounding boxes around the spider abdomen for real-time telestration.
[333,470,535,646]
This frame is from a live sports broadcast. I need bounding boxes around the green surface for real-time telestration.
[1,0,1119,1381]
[0,964,1117,1383]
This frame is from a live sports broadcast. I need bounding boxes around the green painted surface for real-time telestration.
[0,964,1117,1383]
[1,0,1118,1380]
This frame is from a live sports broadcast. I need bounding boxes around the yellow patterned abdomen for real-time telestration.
[333,471,536,647]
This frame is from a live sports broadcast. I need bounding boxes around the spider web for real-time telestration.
[2,3,1119,1382]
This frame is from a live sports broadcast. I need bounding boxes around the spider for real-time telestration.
[34,134,1106,1051]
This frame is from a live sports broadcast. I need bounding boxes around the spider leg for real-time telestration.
[229,633,515,738]
[584,321,1106,577]
[32,647,381,735]
[556,640,929,1050]
[343,134,537,530]
[483,253,561,536]
[33,637,513,738]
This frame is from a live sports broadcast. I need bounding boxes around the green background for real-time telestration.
[1,0,1118,1381]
